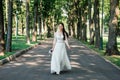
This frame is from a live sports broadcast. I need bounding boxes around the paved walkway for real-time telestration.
[0,38,120,80]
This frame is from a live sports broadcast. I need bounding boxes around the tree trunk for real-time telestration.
[40,18,43,39]
[32,0,38,42]
[88,0,91,37]
[44,19,47,34]
[39,0,43,37]
[75,0,81,40]
[68,13,71,36]
[82,0,87,41]
[93,0,100,48]
[89,19,95,45]
[71,21,76,37]
[15,12,18,39]
[5,0,8,34]
[77,21,80,39]
[52,16,55,32]
[38,15,41,36]
[0,0,5,55]
[26,0,30,44]
[82,23,87,41]
[43,18,47,35]
[99,0,104,50]
[68,21,71,36]
[77,7,82,40]
[105,0,119,55]
[88,0,95,44]
[6,0,13,52]
[21,17,24,35]
[47,26,51,38]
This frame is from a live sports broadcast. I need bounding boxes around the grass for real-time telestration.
[0,35,42,60]
[12,36,30,51]
[81,36,120,67]
[0,52,13,60]
[105,56,120,67]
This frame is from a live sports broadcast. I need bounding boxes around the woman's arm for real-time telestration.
[52,32,57,50]
[65,34,71,49]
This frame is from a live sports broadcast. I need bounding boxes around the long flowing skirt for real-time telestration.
[51,42,71,74]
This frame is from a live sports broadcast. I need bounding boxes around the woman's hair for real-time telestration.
[59,22,69,40]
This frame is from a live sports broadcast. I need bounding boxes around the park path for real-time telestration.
[0,38,120,80]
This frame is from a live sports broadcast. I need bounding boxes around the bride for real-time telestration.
[51,22,72,74]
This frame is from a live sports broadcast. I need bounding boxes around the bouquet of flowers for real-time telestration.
[48,49,53,55]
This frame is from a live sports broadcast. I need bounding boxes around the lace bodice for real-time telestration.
[55,32,64,43]
[53,32,69,49]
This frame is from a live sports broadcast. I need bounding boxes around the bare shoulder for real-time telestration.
[54,32,57,34]
[54,32,57,36]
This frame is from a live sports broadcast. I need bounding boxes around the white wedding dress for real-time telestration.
[51,32,71,74]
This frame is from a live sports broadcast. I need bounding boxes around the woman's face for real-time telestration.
[59,24,63,31]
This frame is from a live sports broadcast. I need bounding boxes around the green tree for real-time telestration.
[25,0,30,44]
[93,0,100,48]
[42,0,56,37]
[76,0,81,40]
[6,0,13,52]
[0,0,5,55]
[105,0,119,55]
[81,0,87,41]
[14,0,23,38]
[88,0,95,45]
[32,0,38,42]
[67,0,76,37]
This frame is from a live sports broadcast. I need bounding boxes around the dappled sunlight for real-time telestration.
[70,54,80,57]
[70,55,81,60]
[22,54,33,57]
[71,45,85,48]
[1,38,120,80]
[77,76,84,79]
[79,49,90,52]
[71,64,81,68]
[0,0,119,79]
[82,68,95,73]
[33,54,46,57]
[111,55,120,58]
[40,44,50,48]
[28,51,35,54]
[89,63,96,66]
[12,63,24,66]
[45,40,53,44]
[25,62,39,66]
[1,62,24,68]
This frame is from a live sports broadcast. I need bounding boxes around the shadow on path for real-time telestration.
[0,38,120,80]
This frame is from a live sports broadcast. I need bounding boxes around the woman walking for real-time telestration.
[51,22,71,74]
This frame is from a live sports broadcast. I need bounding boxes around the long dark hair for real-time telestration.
[59,22,69,40]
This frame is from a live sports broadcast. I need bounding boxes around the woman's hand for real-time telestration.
[51,48,54,51]
[68,46,71,50]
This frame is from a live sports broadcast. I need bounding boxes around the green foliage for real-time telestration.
[1,0,120,62]
[105,56,120,67]
[42,0,56,18]
[0,35,40,60]
[103,0,110,28]
[12,36,30,50]
[0,52,14,60]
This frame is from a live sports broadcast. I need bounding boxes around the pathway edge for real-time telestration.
[74,38,120,71]
[0,43,41,65]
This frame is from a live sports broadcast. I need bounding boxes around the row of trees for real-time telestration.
[65,0,120,55]
[0,0,120,56]
[0,0,61,56]
[0,0,5,56]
